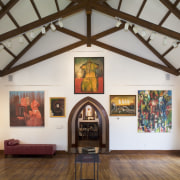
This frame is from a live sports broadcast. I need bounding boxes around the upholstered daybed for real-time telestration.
[4,139,56,157]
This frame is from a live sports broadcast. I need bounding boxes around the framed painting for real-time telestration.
[74,57,104,94]
[50,97,65,117]
[110,95,136,116]
[10,91,44,127]
[138,90,172,133]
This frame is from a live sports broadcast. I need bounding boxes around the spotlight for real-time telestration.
[50,23,56,31]
[141,29,146,37]
[172,41,178,48]
[124,22,129,31]
[41,26,46,34]
[58,19,63,28]
[30,31,35,39]
[132,26,138,34]
[116,20,122,28]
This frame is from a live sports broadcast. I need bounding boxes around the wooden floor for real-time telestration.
[0,152,180,180]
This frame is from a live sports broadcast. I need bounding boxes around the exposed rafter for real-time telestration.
[0,2,85,42]
[92,2,180,40]
[30,0,41,19]
[0,0,19,19]
[136,0,147,18]
[117,0,122,11]
[159,0,180,20]
[55,0,60,12]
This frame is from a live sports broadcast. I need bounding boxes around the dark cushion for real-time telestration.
[8,139,19,146]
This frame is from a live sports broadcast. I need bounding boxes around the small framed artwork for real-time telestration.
[110,95,136,116]
[50,97,65,117]
[74,57,104,94]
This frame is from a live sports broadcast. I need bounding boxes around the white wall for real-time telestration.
[0,44,180,151]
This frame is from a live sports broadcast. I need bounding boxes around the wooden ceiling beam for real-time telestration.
[117,0,122,11]
[0,2,85,42]
[92,2,180,40]
[92,40,178,75]
[0,0,19,20]
[136,0,147,18]
[162,41,180,57]
[129,26,177,71]
[0,40,85,77]
[55,0,60,12]
[159,0,180,20]
[86,9,92,47]
[30,0,41,19]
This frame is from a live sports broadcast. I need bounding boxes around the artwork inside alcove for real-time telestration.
[68,96,109,153]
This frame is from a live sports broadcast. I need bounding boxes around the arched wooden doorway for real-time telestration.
[68,96,109,153]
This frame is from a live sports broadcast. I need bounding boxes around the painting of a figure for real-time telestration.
[74,57,104,94]
[138,90,172,133]
[10,91,44,127]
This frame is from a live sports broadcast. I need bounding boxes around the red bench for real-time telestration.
[4,139,56,157]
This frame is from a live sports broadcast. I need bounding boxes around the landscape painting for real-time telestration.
[110,95,136,116]
[10,91,44,127]
[74,57,104,94]
[138,90,172,133]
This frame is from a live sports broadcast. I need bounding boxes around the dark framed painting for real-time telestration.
[74,57,104,94]
[138,90,172,133]
[110,95,136,116]
[10,91,44,127]
[50,97,65,117]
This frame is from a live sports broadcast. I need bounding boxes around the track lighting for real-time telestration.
[116,20,122,27]
[58,19,63,28]
[41,26,46,34]
[50,23,56,31]
[124,22,129,31]
[132,26,138,34]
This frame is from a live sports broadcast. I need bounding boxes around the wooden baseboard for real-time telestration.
[110,150,180,155]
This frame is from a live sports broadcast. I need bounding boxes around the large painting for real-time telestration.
[110,95,136,116]
[50,97,65,117]
[10,91,44,127]
[74,57,104,94]
[138,90,172,133]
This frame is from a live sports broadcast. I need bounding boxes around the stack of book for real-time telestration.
[82,147,96,154]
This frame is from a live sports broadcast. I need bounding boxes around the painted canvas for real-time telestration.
[110,95,136,116]
[138,90,172,133]
[74,57,104,94]
[50,97,65,117]
[10,91,44,127]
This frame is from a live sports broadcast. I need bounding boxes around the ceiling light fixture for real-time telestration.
[163,36,168,46]
[124,22,129,31]
[141,29,146,37]
[116,20,122,28]
[132,26,138,34]
[58,19,63,28]
[172,41,178,48]
[50,23,56,31]
[41,26,46,34]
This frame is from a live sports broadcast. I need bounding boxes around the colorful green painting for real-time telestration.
[138,90,172,133]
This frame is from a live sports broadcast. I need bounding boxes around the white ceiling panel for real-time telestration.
[165,46,180,69]
[162,14,180,33]
[139,0,168,24]
[0,50,13,70]
[0,15,16,35]
[58,0,71,10]
[106,0,119,9]
[9,0,39,26]
[177,2,180,10]
[1,0,10,5]
[34,0,57,18]
[120,0,144,16]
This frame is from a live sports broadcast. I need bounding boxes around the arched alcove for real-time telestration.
[68,96,109,153]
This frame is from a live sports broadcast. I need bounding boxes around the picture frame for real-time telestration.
[74,57,104,94]
[50,97,65,117]
[110,95,136,116]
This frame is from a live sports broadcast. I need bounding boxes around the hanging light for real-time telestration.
[58,19,63,28]
[50,23,56,31]
[124,22,129,31]
[41,26,46,34]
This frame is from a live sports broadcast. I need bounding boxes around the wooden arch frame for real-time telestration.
[68,96,109,153]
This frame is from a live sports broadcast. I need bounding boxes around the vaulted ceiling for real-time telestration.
[0,0,180,77]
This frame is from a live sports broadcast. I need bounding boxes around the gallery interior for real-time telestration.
[0,0,180,179]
